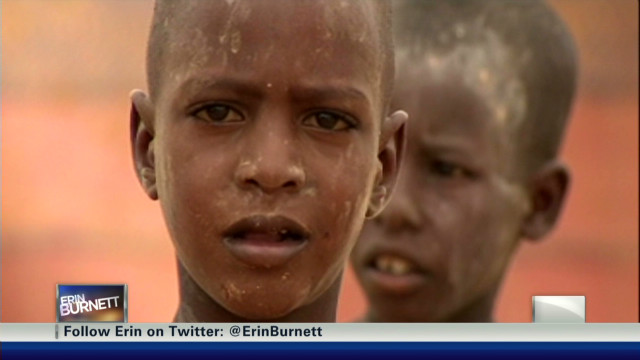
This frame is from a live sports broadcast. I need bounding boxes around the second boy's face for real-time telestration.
[148,1,386,319]
[351,66,531,321]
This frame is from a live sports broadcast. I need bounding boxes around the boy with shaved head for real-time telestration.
[129,0,406,322]
[351,0,578,322]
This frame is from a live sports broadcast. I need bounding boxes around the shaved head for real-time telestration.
[394,0,578,173]
[146,0,394,114]
[134,0,408,322]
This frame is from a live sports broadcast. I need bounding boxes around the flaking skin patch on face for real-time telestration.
[313,0,380,85]
[223,282,246,302]
[453,22,467,39]
[218,1,251,53]
[401,23,528,134]
[491,174,531,216]
[339,201,353,224]
[229,31,242,54]
[301,186,317,198]
[425,197,458,234]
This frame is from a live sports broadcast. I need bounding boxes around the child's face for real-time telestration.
[351,65,531,321]
[137,1,394,319]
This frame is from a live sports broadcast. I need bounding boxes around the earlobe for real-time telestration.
[521,161,570,240]
[366,110,408,218]
[130,90,158,200]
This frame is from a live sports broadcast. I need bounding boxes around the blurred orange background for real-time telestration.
[2,0,638,322]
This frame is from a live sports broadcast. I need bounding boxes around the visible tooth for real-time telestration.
[390,259,410,275]
[375,256,390,272]
[375,255,413,275]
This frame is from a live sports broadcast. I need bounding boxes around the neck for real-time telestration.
[441,293,496,322]
[174,260,342,322]
[364,287,499,323]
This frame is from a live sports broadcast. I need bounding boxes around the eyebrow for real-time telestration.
[175,75,372,107]
[289,84,371,106]
[176,77,264,100]
[417,137,488,169]
[418,135,477,158]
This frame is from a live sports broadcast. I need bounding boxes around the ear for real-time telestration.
[366,110,408,218]
[130,89,158,200]
[520,161,570,240]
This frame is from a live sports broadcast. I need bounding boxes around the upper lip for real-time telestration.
[222,214,311,241]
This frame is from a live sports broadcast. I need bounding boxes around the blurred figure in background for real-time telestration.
[351,0,578,322]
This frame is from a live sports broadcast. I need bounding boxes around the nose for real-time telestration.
[375,181,422,232]
[234,114,306,194]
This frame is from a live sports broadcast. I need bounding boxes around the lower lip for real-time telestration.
[223,233,308,268]
[363,267,426,295]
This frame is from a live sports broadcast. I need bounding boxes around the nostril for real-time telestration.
[245,179,260,188]
[234,157,305,193]
[282,180,298,188]
[240,177,300,192]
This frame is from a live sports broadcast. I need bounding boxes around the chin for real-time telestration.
[224,298,303,321]
[218,282,311,321]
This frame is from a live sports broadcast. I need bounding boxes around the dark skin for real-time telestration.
[130,0,406,322]
[351,57,570,322]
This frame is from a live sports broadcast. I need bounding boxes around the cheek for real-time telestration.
[443,183,525,292]
[154,129,237,254]
[310,144,378,270]
[416,185,480,271]
[410,182,509,278]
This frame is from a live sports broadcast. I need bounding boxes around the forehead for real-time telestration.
[157,0,383,101]
[394,65,518,171]
[394,66,493,139]
[168,0,378,47]
[396,29,527,131]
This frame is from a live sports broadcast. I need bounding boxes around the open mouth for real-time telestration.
[370,254,419,276]
[227,228,307,243]
[364,253,426,294]
[222,215,310,268]
[371,254,418,276]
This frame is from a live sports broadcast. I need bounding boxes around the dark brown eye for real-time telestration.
[316,113,340,129]
[302,111,355,131]
[430,160,467,178]
[194,104,243,123]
